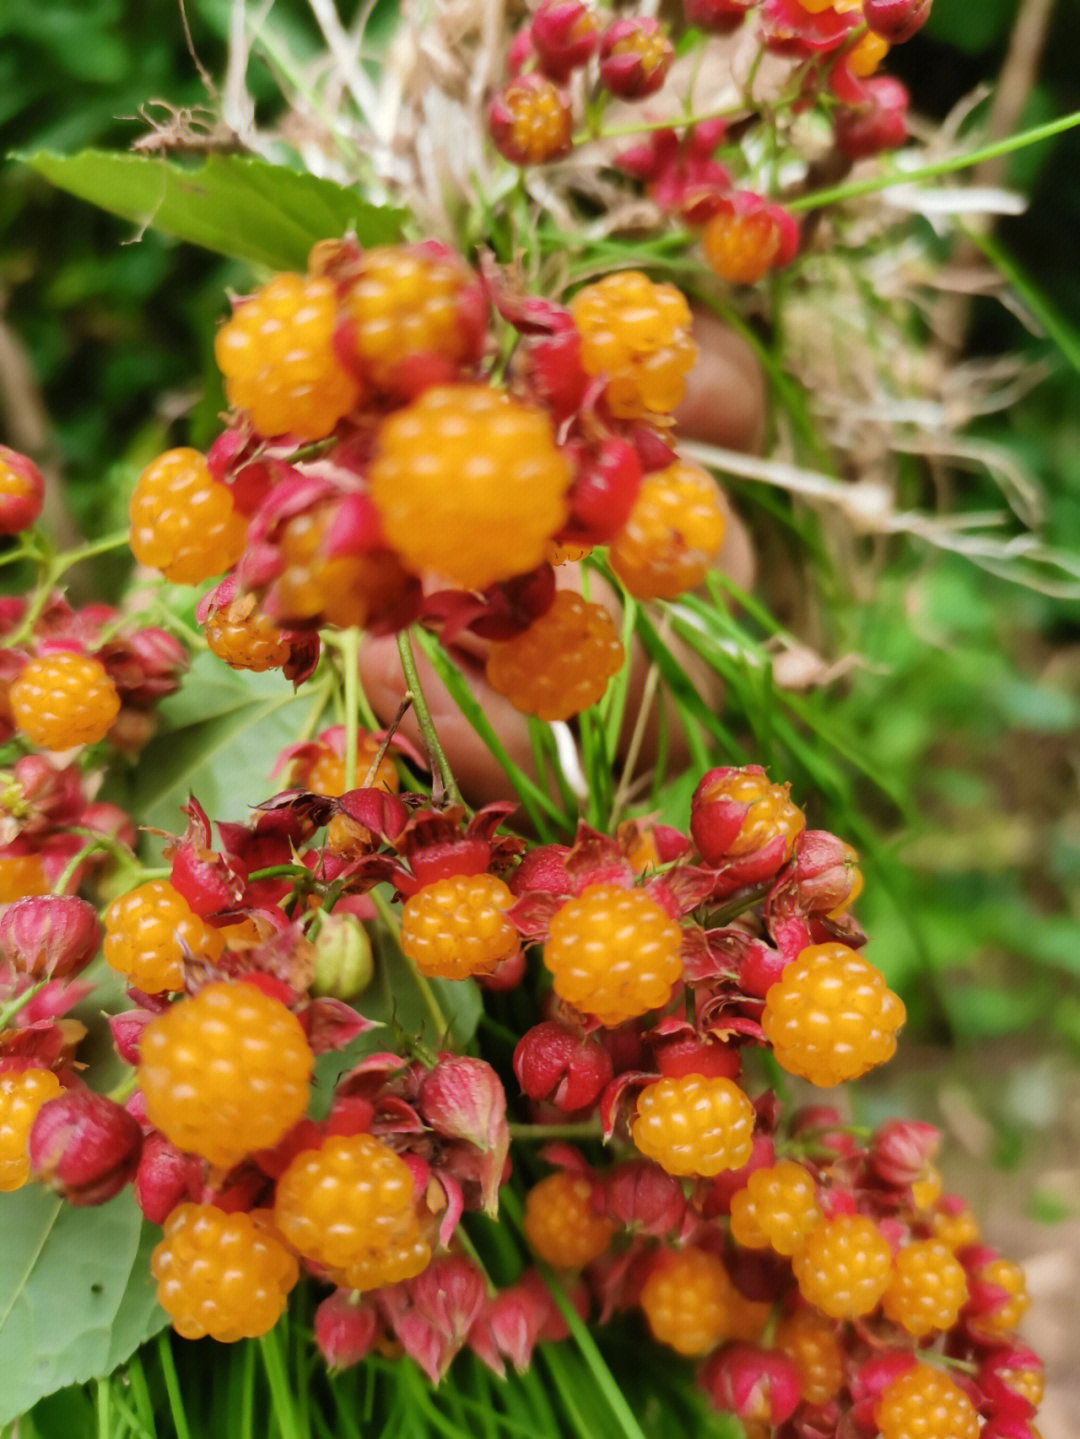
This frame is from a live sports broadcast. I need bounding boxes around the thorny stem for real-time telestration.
[396,628,465,810]
[370,886,450,1040]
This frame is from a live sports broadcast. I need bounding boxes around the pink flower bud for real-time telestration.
[514,1021,613,1113]
[791,830,862,913]
[683,0,756,32]
[531,1,600,81]
[78,801,137,851]
[602,1159,685,1236]
[0,447,45,534]
[690,765,762,862]
[599,18,673,99]
[29,1088,143,1205]
[0,896,100,981]
[870,1119,940,1187]
[863,0,932,42]
[311,913,373,1000]
[834,76,909,157]
[134,1131,202,1223]
[419,1056,510,1216]
[314,1290,379,1369]
[404,1254,488,1369]
[699,1344,801,1426]
[106,627,189,705]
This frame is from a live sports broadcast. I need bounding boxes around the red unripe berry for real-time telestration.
[489,74,573,166]
[0,896,100,982]
[691,766,805,867]
[981,1417,1042,1439]
[791,830,863,913]
[28,1088,142,1205]
[514,1021,613,1113]
[863,0,932,42]
[599,18,673,99]
[702,195,799,285]
[531,1,600,80]
[314,1291,379,1370]
[870,1118,941,1187]
[0,447,45,534]
[699,1344,801,1427]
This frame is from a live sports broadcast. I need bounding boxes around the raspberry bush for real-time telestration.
[0,0,1064,1435]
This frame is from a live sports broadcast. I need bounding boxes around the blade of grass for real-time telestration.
[787,109,1080,211]
[961,223,1080,376]
[411,628,571,838]
[634,609,746,764]
[156,1333,193,1439]
[125,1356,156,1436]
[259,1328,302,1439]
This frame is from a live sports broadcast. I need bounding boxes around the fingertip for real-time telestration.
[676,310,767,456]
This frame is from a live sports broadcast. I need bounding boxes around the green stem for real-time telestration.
[788,109,1080,213]
[0,979,48,1030]
[259,1328,303,1439]
[107,1069,139,1105]
[507,1121,603,1142]
[156,1333,193,1439]
[396,628,465,809]
[370,887,450,1039]
[339,626,361,793]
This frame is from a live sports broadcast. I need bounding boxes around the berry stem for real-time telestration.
[107,1068,138,1105]
[369,887,451,1041]
[507,1121,603,1141]
[787,108,1080,213]
[0,978,49,1030]
[340,625,361,793]
[396,628,466,810]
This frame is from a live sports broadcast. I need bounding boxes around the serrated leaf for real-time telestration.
[0,1188,163,1426]
[19,150,406,271]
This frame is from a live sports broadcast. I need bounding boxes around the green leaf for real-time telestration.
[0,1189,165,1426]
[18,151,407,271]
[124,656,324,848]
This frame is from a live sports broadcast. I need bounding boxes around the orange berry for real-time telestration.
[399,873,519,980]
[882,1240,968,1338]
[214,273,362,439]
[484,591,625,720]
[130,448,246,585]
[103,880,224,993]
[774,1307,844,1405]
[0,1068,63,1190]
[571,271,695,419]
[632,1074,755,1177]
[729,1160,822,1256]
[522,1171,613,1268]
[543,882,682,1026]
[874,1363,979,1439]
[792,1214,893,1319]
[368,384,571,590]
[11,653,120,749]
[609,460,726,599]
[762,943,905,1087]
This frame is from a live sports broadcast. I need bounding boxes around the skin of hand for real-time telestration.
[358,314,765,807]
